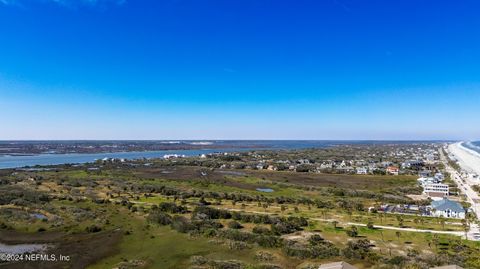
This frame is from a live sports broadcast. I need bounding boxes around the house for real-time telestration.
[418,177,449,200]
[419,170,432,177]
[402,160,424,169]
[381,161,393,167]
[336,166,354,173]
[356,167,368,175]
[386,166,399,175]
[434,172,445,181]
[417,177,437,186]
[256,163,265,170]
[267,165,276,171]
[430,198,465,219]
[425,153,436,163]
[320,162,333,169]
[427,191,448,201]
[297,159,310,164]
[319,261,358,269]
[423,183,449,196]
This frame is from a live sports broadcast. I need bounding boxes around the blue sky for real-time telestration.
[0,0,479,140]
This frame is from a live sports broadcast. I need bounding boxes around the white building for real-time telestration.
[423,183,449,195]
[417,177,438,186]
[430,198,465,219]
[423,183,449,200]
[434,173,445,182]
[356,167,368,175]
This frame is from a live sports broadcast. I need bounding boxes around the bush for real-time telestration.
[254,251,274,262]
[228,221,243,229]
[345,226,358,237]
[227,240,250,250]
[85,225,102,233]
[308,234,324,246]
[343,239,372,259]
[193,206,232,220]
[283,239,339,259]
[170,216,193,233]
[253,226,271,235]
[147,210,172,225]
[219,229,282,248]
[158,202,188,214]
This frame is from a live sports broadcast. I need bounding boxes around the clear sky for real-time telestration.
[0,0,479,140]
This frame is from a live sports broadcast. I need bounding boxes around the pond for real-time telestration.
[256,188,274,193]
[30,213,48,220]
[0,243,49,255]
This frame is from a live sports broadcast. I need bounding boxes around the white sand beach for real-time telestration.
[448,142,480,175]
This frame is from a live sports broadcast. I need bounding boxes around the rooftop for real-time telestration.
[431,198,465,213]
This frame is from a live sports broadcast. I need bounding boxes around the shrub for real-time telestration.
[170,216,193,233]
[253,226,271,235]
[85,225,102,233]
[147,210,172,225]
[343,239,372,259]
[158,202,188,214]
[308,234,324,246]
[345,226,358,237]
[228,221,243,229]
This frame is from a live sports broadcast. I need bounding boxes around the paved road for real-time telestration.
[345,222,465,236]
[223,208,467,237]
[441,145,480,240]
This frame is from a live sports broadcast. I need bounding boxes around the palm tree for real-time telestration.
[396,215,404,227]
[346,209,353,221]
[439,216,446,230]
[432,234,439,252]
[461,218,469,239]
[321,209,328,219]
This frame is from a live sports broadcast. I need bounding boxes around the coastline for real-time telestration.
[460,141,480,159]
[448,142,480,175]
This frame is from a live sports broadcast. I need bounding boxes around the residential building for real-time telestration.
[419,170,432,177]
[386,166,399,175]
[434,172,445,182]
[356,167,368,175]
[423,183,449,195]
[430,198,465,219]
[417,177,437,186]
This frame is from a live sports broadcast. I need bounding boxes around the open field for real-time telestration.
[1,163,479,269]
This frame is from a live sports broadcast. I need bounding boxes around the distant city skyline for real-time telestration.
[1,0,479,140]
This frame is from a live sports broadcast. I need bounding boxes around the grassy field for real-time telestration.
[2,165,479,269]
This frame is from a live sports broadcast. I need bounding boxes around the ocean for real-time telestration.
[464,141,480,154]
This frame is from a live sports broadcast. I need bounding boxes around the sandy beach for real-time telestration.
[448,142,480,175]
